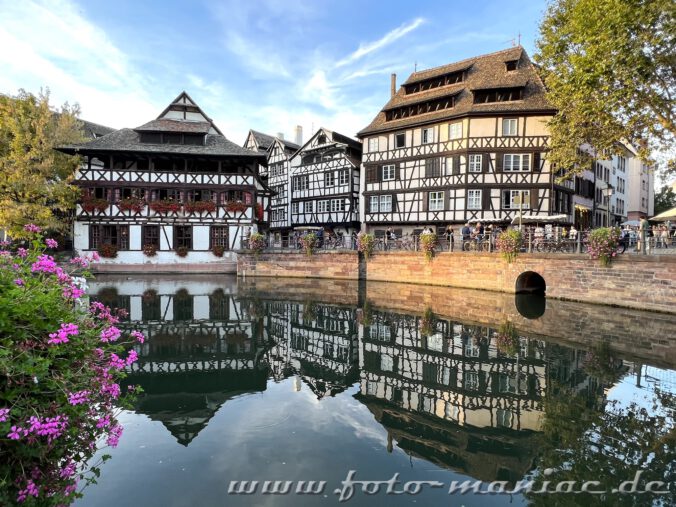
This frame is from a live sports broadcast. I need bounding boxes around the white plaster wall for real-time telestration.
[194,295,210,320]
[129,225,142,250]
[74,221,89,252]
[193,226,210,250]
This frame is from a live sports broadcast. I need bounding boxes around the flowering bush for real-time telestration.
[496,229,522,263]
[0,226,143,506]
[142,243,157,257]
[175,246,189,257]
[80,197,109,213]
[116,197,145,213]
[212,245,225,257]
[587,227,619,266]
[225,201,247,213]
[356,232,375,259]
[148,199,181,214]
[495,321,520,356]
[299,233,318,256]
[419,232,437,261]
[97,243,118,259]
[184,200,217,214]
[248,233,266,254]
[255,203,264,222]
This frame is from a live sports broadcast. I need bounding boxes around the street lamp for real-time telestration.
[603,184,614,227]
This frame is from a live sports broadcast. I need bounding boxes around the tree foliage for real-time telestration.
[654,184,676,215]
[0,90,84,239]
[535,0,676,177]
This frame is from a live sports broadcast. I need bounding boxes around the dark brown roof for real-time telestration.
[80,119,115,139]
[358,47,554,137]
[134,119,211,134]
[250,130,275,151]
[58,128,265,159]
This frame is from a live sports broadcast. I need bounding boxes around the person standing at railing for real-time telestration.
[461,223,471,251]
[445,225,455,251]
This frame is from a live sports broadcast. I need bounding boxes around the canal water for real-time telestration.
[75,275,675,506]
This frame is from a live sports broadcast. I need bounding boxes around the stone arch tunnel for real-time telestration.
[515,271,546,295]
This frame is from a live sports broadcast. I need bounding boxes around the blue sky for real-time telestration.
[0,0,549,145]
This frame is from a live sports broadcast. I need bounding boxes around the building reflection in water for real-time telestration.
[88,276,670,490]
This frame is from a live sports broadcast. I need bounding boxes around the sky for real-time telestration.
[0,0,549,145]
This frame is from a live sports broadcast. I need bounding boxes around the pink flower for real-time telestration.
[63,285,85,300]
[131,330,145,343]
[106,424,123,447]
[0,408,9,422]
[23,224,42,233]
[47,323,79,345]
[126,350,138,366]
[109,353,126,370]
[100,326,121,343]
[45,238,58,248]
[67,390,90,405]
[14,278,25,287]
[31,254,57,274]
[16,248,28,258]
[8,425,24,440]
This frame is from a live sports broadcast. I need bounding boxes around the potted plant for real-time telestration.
[117,196,145,213]
[419,231,437,261]
[496,229,522,263]
[587,227,620,266]
[495,321,520,356]
[142,243,157,257]
[97,243,118,258]
[212,245,225,257]
[81,197,110,213]
[356,232,375,259]
[184,200,217,213]
[175,246,189,257]
[300,232,318,256]
[248,232,266,254]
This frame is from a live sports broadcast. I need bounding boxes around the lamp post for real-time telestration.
[603,185,614,227]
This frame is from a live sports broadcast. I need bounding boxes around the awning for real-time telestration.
[511,214,571,225]
[649,206,676,221]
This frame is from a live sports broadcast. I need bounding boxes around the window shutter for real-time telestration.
[453,155,460,175]
[377,165,383,182]
[533,152,541,172]
[365,197,371,214]
[530,189,538,210]
[366,165,377,183]
[495,153,503,172]
[422,192,428,212]
[482,153,489,172]
[395,163,401,180]
[444,190,450,211]
[392,193,398,211]
[482,189,491,210]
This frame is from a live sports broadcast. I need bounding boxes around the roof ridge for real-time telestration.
[409,46,523,80]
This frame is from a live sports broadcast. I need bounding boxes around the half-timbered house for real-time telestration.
[243,130,300,241]
[357,47,573,235]
[288,128,362,237]
[58,92,271,270]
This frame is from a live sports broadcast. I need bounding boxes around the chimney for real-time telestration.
[390,73,397,98]
[277,132,284,140]
[294,125,303,146]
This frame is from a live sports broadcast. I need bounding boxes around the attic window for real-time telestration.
[385,94,459,122]
[505,60,518,71]
[404,69,465,94]
[139,133,205,145]
[473,87,524,104]
[318,134,327,144]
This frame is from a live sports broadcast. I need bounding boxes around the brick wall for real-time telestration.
[237,251,676,314]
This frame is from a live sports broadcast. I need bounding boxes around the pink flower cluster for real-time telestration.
[90,301,120,325]
[0,407,9,422]
[100,326,121,343]
[16,247,27,258]
[45,238,58,249]
[67,390,90,406]
[47,323,79,345]
[131,330,145,343]
[106,424,123,448]
[109,350,137,370]
[69,251,100,268]
[8,415,69,443]
[31,254,58,274]
[23,223,42,233]
[17,479,39,503]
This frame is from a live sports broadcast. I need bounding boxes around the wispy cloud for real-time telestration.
[335,17,426,68]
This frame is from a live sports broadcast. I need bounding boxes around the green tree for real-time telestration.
[535,0,675,178]
[0,90,84,239]
[654,184,676,215]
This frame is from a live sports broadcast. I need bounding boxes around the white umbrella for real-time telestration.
[649,207,676,221]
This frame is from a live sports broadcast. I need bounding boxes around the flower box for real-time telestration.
[117,197,145,213]
[225,200,248,213]
[184,200,217,213]
[142,243,157,257]
[149,199,182,214]
[98,243,118,258]
[81,198,110,213]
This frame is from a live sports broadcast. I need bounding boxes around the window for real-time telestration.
[291,202,299,214]
[422,127,434,144]
[317,134,327,144]
[318,200,330,213]
[174,226,192,249]
[496,409,512,428]
[468,154,483,173]
[467,190,482,210]
[330,199,346,212]
[339,170,349,186]
[368,137,379,152]
[505,60,518,71]
[90,225,129,250]
[305,201,313,213]
[141,290,161,321]
[503,153,530,171]
[449,122,462,139]
[473,87,523,103]
[425,158,441,178]
[502,118,518,136]
[210,226,229,249]
[463,371,479,390]
[395,133,406,148]
[273,185,287,200]
[142,225,160,249]
[293,175,309,191]
[502,190,530,209]
[429,191,444,211]
[379,195,392,213]
[369,196,380,213]
[382,164,396,181]
[324,171,335,187]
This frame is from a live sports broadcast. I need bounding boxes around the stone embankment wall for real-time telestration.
[236,251,676,314]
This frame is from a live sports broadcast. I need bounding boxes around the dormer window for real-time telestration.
[505,60,518,71]
[318,134,327,144]
[473,87,524,104]
[139,132,205,145]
